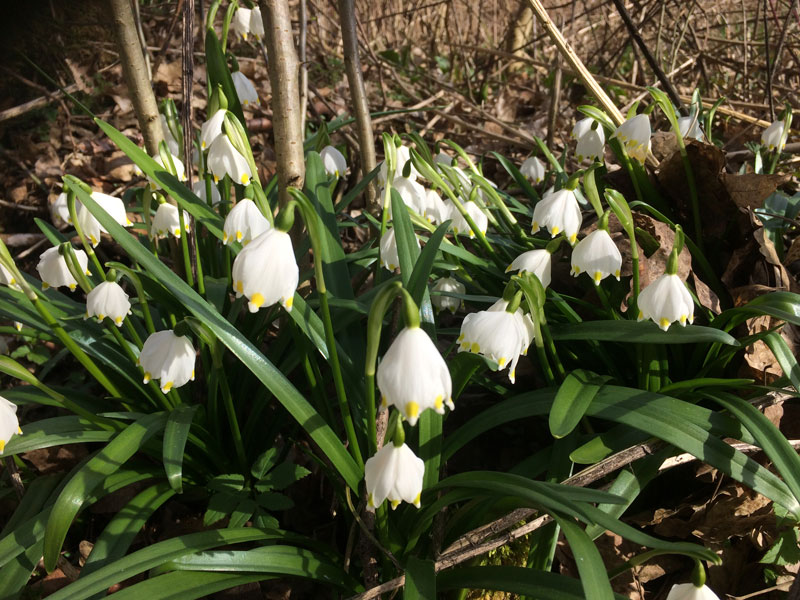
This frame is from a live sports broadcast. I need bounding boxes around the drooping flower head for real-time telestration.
[426,189,450,225]
[377,326,453,426]
[37,245,90,291]
[144,152,187,190]
[200,109,227,150]
[0,396,20,453]
[638,272,694,331]
[192,180,222,206]
[575,127,605,163]
[677,116,704,142]
[393,177,430,220]
[612,113,651,163]
[571,228,622,286]
[520,156,546,184]
[431,276,465,314]
[86,280,132,327]
[379,227,420,272]
[231,228,299,312]
[531,188,582,244]
[151,202,190,239]
[77,192,133,247]
[320,145,347,178]
[506,249,552,289]
[207,133,253,186]
[365,442,425,510]
[0,262,21,291]
[232,71,259,107]
[223,198,271,245]
[761,120,785,152]
[665,583,721,600]
[249,7,264,40]
[138,330,196,393]
[447,200,488,239]
[231,7,252,41]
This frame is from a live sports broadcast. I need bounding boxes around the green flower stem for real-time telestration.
[107,262,157,335]
[66,191,104,277]
[176,208,195,288]
[143,189,158,256]
[676,142,705,256]
[104,322,169,410]
[32,295,121,398]
[365,373,378,457]
[288,188,363,469]
[533,338,555,385]
[474,177,529,245]
[595,284,618,318]
[216,366,248,473]
[541,321,566,381]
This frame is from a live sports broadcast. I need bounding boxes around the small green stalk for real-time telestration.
[108,262,157,335]
[176,208,195,288]
[66,189,104,277]
[217,366,248,473]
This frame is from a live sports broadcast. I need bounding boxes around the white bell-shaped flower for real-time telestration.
[394,177,430,219]
[531,188,582,244]
[638,272,694,331]
[37,246,89,291]
[200,109,226,150]
[431,276,464,314]
[145,152,187,190]
[231,7,252,41]
[320,145,347,178]
[426,189,450,225]
[458,300,534,383]
[665,583,721,600]
[677,117,704,141]
[379,227,419,272]
[160,114,180,156]
[365,442,425,510]
[51,191,78,225]
[151,203,190,239]
[575,127,605,163]
[379,145,419,186]
[138,330,196,393]
[571,229,622,285]
[612,114,651,163]
[232,229,299,312]
[0,262,21,291]
[520,156,546,184]
[207,134,253,186]
[192,180,221,206]
[232,71,259,107]
[761,120,785,151]
[377,326,453,426]
[223,198,271,245]
[86,281,132,327]
[506,249,552,289]
[250,7,264,40]
[0,395,20,454]
[434,151,454,167]
[571,117,593,139]
[77,192,133,247]
[447,200,487,238]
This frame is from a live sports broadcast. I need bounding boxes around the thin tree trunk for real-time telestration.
[109,0,164,155]
[338,0,377,209]
[259,0,305,207]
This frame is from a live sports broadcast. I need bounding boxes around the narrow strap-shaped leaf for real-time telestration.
[205,29,246,127]
[0,473,61,538]
[2,416,117,457]
[44,528,282,600]
[406,221,450,308]
[404,556,436,600]
[43,412,167,571]
[69,182,361,491]
[391,188,420,286]
[549,369,609,438]
[491,151,540,203]
[80,482,176,591]
[550,320,738,345]
[93,572,268,600]
[163,405,198,493]
[763,330,800,392]
[0,539,44,598]
[551,514,615,600]
[437,566,628,599]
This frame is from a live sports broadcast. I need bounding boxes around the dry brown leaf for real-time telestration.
[633,212,692,287]
[722,173,792,210]
[783,237,800,266]
[754,227,800,293]
[65,58,93,94]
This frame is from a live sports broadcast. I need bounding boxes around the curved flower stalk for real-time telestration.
[431,276,464,313]
[231,71,259,108]
[571,216,622,285]
[320,145,347,178]
[458,298,534,383]
[506,249,552,289]
[231,228,299,312]
[612,113,651,163]
[223,198,271,245]
[520,156,546,184]
[0,395,20,453]
[37,246,90,291]
[138,329,196,393]
[377,326,453,426]
[151,202,190,239]
[77,192,133,247]
[531,187,582,244]
[365,441,425,510]
[85,280,132,327]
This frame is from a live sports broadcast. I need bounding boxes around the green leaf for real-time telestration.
[91,572,267,600]
[251,447,280,480]
[763,331,800,392]
[492,151,540,202]
[760,529,800,565]
[407,221,450,308]
[150,546,359,590]
[437,566,628,599]
[44,528,283,600]
[549,369,609,438]
[3,416,117,457]
[552,514,615,600]
[391,188,420,286]
[163,405,198,493]
[205,30,246,127]
[43,413,167,571]
[404,556,436,600]
[549,321,739,345]
[69,179,361,491]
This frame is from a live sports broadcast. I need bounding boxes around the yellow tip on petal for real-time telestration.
[42,282,50,290]
[406,401,420,419]
[659,317,671,330]
[569,233,577,244]
[68,283,76,291]
[223,232,229,243]
[201,141,206,149]
[236,280,244,293]
[380,395,387,408]
[434,395,443,410]
[457,334,464,342]
[236,230,243,242]
[498,357,506,368]
[551,226,560,236]
[162,381,174,393]
[213,175,220,183]
[390,499,400,509]
[0,439,4,452]
[17,427,22,434]
[680,314,688,325]
[637,311,644,321]
[614,269,620,279]
[413,493,421,508]
[368,493,375,508]
[241,174,250,185]
[470,342,480,354]
[250,293,265,309]
[593,271,603,284]
[284,296,294,309]
[90,235,98,246]
[143,372,152,384]
[115,316,123,326]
